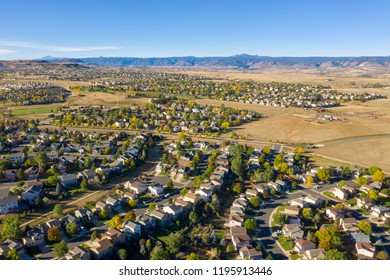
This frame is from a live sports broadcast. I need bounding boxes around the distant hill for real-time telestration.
[31,54,390,69]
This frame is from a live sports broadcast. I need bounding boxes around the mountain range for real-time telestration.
[29,54,390,69]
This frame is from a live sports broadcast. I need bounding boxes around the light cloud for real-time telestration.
[0,40,121,52]
[0,48,17,55]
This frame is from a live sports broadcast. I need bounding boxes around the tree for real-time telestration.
[338,180,345,187]
[226,244,235,253]
[34,151,49,174]
[47,174,59,186]
[47,226,61,242]
[16,168,24,180]
[318,240,331,250]
[373,170,384,182]
[192,176,202,188]
[231,156,246,181]
[368,189,379,201]
[232,183,243,194]
[186,253,200,260]
[166,233,183,254]
[189,210,199,224]
[249,196,260,208]
[6,249,20,260]
[180,188,188,197]
[1,215,22,239]
[356,176,369,187]
[53,204,64,218]
[325,249,345,260]
[125,211,136,221]
[90,230,98,241]
[66,222,78,237]
[145,239,152,252]
[148,202,156,214]
[357,221,372,235]
[221,122,230,130]
[306,176,314,186]
[128,199,137,209]
[209,248,221,260]
[262,146,271,155]
[244,218,256,234]
[167,179,174,188]
[80,178,89,190]
[54,240,68,258]
[295,146,304,154]
[376,251,388,260]
[317,168,331,182]
[109,215,123,230]
[118,249,127,260]
[368,165,380,175]
[273,211,287,226]
[315,228,332,243]
[302,208,313,220]
[150,246,170,260]
[100,209,108,220]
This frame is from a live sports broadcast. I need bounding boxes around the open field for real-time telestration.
[12,107,58,115]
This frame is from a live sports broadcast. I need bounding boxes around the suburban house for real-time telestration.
[333,188,348,200]
[65,245,90,260]
[245,188,258,198]
[21,228,45,247]
[230,227,251,250]
[351,232,371,243]
[294,239,316,254]
[150,210,169,227]
[123,220,142,237]
[226,213,245,228]
[195,188,213,202]
[340,218,359,232]
[75,208,95,222]
[95,201,110,212]
[90,238,114,260]
[355,242,375,259]
[0,196,19,215]
[239,246,262,260]
[325,208,345,220]
[174,198,193,212]
[148,185,164,197]
[3,169,17,181]
[9,153,25,164]
[137,214,157,232]
[183,193,201,204]
[371,206,389,218]
[303,195,323,206]
[289,198,306,208]
[162,205,184,221]
[124,181,147,195]
[0,239,25,257]
[357,198,375,209]
[303,248,326,260]
[105,197,121,208]
[22,182,43,203]
[24,166,39,180]
[104,228,126,245]
[282,224,304,240]
[59,174,79,188]
[283,205,301,216]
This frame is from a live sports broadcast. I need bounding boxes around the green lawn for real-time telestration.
[12,107,58,115]
[151,229,170,244]
[138,194,153,202]
[290,253,301,260]
[358,208,371,216]
[214,230,225,239]
[347,198,357,206]
[379,198,390,208]
[277,236,294,251]
[323,191,334,199]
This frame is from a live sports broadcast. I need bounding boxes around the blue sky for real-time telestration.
[0,0,389,59]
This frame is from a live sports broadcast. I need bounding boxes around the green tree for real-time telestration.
[100,209,108,220]
[249,196,260,208]
[6,249,20,260]
[226,244,235,253]
[1,215,22,240]
[186,252,200,260]
[180,188,188,197]
[357,221,372,235]
[356,176,369,187]
[368,165,380,175]
[273,211,287,226]
[66,222,78,237]
[148,202,156,214]
[244,218,257,234]
[325,249,345,260]
[262,146,271,155]
[47,226,61,242]
[54,240,68,258]
[47,174,59,186]
[80,178,89,190]
[125,211,136,221]
[166,233,183,254]
[167,179,174,188]
[109,215,123,230]
[118,248,127,260]
[90,230,98,241]
[16,168,24,180]
[150,246,170,260]
[376,251,388,260]
[53,204,64,218]
[232,183,243,194]
[192,176,202,188]
[34,151,49,174]
[189,210,199,224]
[368,189,379,201]
[128,199,137,209]
[341,166,351,178]
[306,176,314,186]
[317,168,331,182]
[338,180,345,187]
[373,170,384,182]
[302,208,314,220]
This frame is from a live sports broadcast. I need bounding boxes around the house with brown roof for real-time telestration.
[355,242,375,259]
[150,210,169,228]
[325,208,345,220]
[282,224,304,240]
[90,238,114,260]
[303,248,326,260]
[183,193,200,204]
[65,245,90,260]
[294,239,316,254]
[239,246,262,260]
[104,228,126,245]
